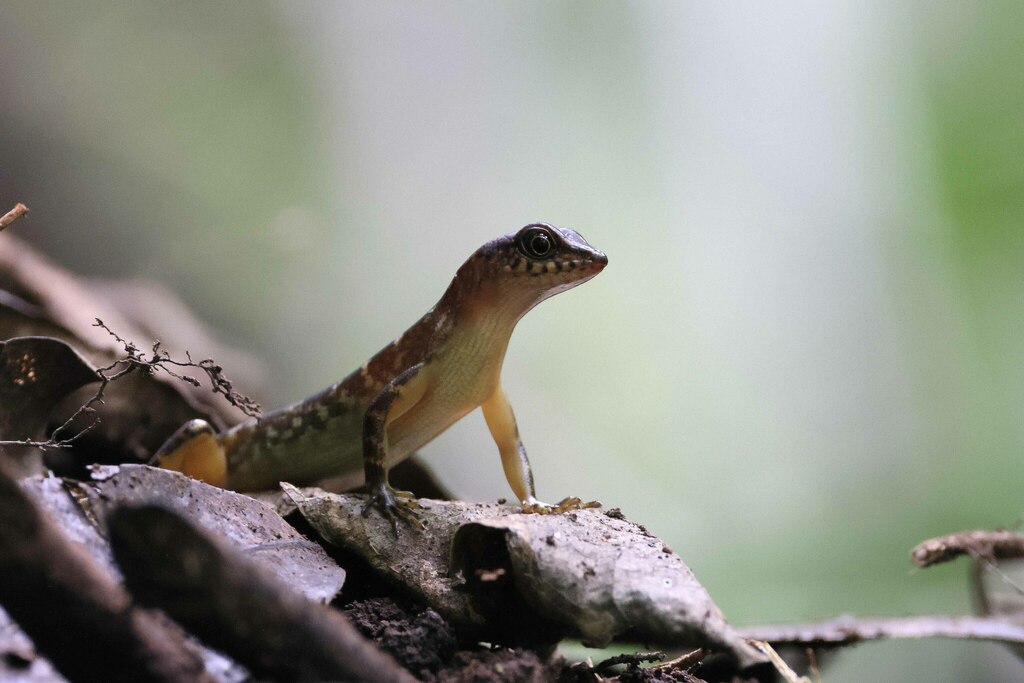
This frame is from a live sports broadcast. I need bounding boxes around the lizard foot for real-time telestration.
[520,496,602,515]
[362,484,423,536]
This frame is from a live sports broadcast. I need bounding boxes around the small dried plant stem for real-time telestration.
[0,319,260,450]
[0,203,29,231]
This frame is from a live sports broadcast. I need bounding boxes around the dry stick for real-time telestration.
[648,648,705,673]
[0,319,261,450]
[0,333,138,450]
[93,318,261,417]
[594,650,665,673]
[742,533,1024,654]
[738,615,1024,649]
[0,465,212,683]
[638,648,706,683]
[0,203,28,231]
[107,504,417,683]
[806,648,822,683]
[748,641,811,683]
[911,530,1024,568]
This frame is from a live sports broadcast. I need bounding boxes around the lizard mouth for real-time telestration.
[577,250,608,274]
[555,249,607,275]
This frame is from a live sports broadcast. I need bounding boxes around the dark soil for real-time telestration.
[344,598,457,679]
[343,597,562,682]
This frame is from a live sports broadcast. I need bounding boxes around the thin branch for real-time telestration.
[0,203,28,231]
[93,319,261,417]
[806,648,822,683]
[738,614,1024,649]
[593,651,664,673]
[639,649,706,682]
[0,320,261,451]
[748,640,812,683]
[911,530,1024,568]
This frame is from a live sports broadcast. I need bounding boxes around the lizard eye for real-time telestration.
[517,227,554,259]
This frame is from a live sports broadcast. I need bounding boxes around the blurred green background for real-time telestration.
[2,1,1023,679]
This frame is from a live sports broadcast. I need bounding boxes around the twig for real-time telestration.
[806,648,821,683]
[738,614,1024,648]
[0,320,260,451]
[648,648,704,671]
[594,651,664,673]
[748,641,812,683]
[0,203,28,231]
[108,503,417,683]
[911,530,1024,568]
[93,318,261,417]
[0,464,212,682]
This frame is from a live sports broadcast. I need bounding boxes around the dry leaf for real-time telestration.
[1,466,351,682]
[0,234,258,464]
[0,337,99,476]
[84,466,346,604]
[282,485,764,668]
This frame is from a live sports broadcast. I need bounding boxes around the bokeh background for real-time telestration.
[2,2,1023,679]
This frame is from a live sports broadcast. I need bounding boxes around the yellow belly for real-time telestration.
[387,318,511,465]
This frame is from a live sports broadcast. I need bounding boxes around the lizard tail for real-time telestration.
[150,418,228,488]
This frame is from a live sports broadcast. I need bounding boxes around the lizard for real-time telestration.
[152,222,607,527]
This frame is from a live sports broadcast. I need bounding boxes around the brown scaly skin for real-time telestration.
[153,223,607,531]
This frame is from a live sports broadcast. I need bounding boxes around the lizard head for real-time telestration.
[491,222,606,287]
[441,223,607,322]
[455,223,607,318]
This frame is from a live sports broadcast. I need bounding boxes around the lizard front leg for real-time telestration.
[361,362,428,533]
[481,385,599,514]
[481,385,535,505]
